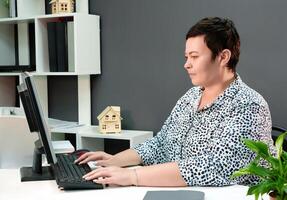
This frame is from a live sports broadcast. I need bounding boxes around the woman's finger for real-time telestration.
[84,168,112,180]
[83,167,105,178]
[83,169,97,178]
[93,177,114,185]
[78,157,93,165]
[74,152,93,163]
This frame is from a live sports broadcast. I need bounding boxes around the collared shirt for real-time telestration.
[133,75,274,186]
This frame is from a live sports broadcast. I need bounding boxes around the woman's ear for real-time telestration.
[219,49,231,67]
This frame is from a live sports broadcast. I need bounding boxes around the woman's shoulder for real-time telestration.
[235,81,269,109]
[173,86,201,108]
[179,86,201,100]
[186,86,201,95]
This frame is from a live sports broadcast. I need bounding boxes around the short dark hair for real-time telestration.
[186,17,240,71]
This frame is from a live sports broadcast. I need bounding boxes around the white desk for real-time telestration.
[0,169,266,200]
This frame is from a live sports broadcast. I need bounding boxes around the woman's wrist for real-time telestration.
[130,168,139,186]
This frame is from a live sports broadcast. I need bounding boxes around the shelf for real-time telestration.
[79,126,153,140]
[0,73,21,76]
[53,125,153,138]
[0,13,100,75]
[0,13,100,124]
[31,72,90,76]
[36,13,100,74]
[51,125,153,150]
[0,13,88,24]
[0,72,95,76]
[0,13,89,23]
[1,4,100,144]
[0,17,34,24]
[36,13,83,20]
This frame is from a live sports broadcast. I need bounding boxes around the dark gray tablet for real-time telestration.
[143,190,205,200]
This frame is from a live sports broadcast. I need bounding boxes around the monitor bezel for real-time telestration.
[20,72,57,165]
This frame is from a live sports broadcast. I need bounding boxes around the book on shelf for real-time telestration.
[47,22,69,72]
[67,21,75,72]
[56,22,68,72]
[28,23,36,69]
[47,22,58,72]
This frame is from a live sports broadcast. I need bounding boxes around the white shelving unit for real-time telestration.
[35,13,101,75]
[0,13,100,75]
[51,126,153,151]
[0,10,100,125]
[0,2,153,154]
[0,0,90,18]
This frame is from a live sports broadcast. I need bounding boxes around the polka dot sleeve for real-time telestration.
[133,91,192,165]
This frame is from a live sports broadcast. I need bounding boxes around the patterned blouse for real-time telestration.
[133,75,275,186]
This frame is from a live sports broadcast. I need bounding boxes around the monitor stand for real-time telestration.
[20,140,54,182]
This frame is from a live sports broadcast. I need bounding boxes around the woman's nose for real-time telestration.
[184,61,192,69]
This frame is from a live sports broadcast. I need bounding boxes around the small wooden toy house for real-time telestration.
[50,0,74,14]
[97,106,122,133]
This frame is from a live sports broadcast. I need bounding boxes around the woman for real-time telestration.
[75,17,274,187]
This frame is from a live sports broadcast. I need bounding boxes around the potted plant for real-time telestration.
[232,132,287,200]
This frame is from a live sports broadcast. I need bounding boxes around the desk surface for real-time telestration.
[0,169,266,200]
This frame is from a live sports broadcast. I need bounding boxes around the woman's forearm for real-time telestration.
[134,162,187,187]
[108,149,142,167]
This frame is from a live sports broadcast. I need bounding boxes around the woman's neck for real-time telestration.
[202,72,236,97]
[197,72,236,110]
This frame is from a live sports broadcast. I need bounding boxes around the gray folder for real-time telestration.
[143,190,205,200]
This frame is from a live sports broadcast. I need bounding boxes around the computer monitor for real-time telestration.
[17,72,57,181]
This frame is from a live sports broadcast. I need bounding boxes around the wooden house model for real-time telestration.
[97,106,122,133]
[50,0,74,14]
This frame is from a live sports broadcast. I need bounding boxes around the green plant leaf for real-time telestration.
[247,180,278,199]
[247,184,265,200]
[243,139,281,170]
[247,163,274,178]
[282,152,287,161]
[283,184,287,194]
[253,155,261,164]
[254,193,259,200]
[231,162,274,180]
[284,164,287,175]
[247,184,260,195]
[244,139,270,159]
[231,167,251,178]
[235,134,287,200]
[276,132,287,158]
[266,156,280,170]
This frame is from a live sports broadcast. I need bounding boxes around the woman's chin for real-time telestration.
[191,79,200,86]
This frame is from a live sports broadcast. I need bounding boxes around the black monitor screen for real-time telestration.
[18,89,38,132]
[18,72,57,165]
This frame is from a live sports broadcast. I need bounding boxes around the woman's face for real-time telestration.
[184,35,222,87]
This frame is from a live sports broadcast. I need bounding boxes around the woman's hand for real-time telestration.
[83,166,137,186]
[74,151,113,166]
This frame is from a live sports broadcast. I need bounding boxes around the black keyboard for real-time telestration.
[53,154,103,190]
